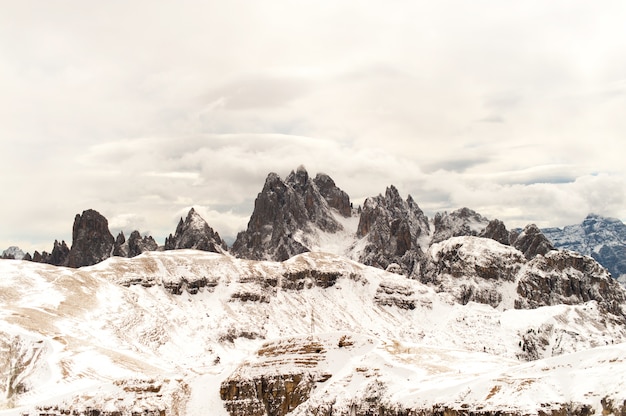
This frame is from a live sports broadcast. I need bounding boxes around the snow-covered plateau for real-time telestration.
[1,245,625,415]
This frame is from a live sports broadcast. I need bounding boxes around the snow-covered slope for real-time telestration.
[1,248,625,415]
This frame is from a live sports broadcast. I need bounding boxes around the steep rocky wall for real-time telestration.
[220,373,316,416]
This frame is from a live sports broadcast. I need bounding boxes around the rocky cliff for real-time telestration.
[516,249,626,316]
[418,235,625,317]
[66,209,116,268]
[221,336,336,416]
[355,185,430,275]
[511,224,555,260]
[419,236,525,307]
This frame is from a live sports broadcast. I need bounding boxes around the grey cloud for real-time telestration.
[2,2,626,252]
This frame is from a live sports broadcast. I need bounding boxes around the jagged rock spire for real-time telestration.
[356,185,430,275]
[510,224,554,260]
[66,209,115,268]
[164,208,227,253]
[231,167,352,261]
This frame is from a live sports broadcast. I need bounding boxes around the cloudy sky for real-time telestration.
[1,1,625,253]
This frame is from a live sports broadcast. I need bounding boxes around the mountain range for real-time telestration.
[542,213,626,282]
[1,166,626,415]
[6,166,624,284]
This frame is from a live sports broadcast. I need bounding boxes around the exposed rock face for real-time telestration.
[480,219,511,245]
[232,166,349,261]
[416,235,626,315]
[31,250,44,263]
[515,249,626,317]
[420,236,526,307]
[431,207,490,244]
[113,231,128,257]
[313,173,351,217]
[511,224,555,259]
[543,214,626,280]
[356,185,429,275]
[164,208,226,253]
[115,230,159,258]
[48,240,70,266]
[66,209,115,268]
[128,230,158,257]
[220,335,350,416]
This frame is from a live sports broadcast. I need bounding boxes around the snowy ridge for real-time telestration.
[0,247,625,414]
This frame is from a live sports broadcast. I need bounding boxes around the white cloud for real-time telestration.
[1,1,625,252]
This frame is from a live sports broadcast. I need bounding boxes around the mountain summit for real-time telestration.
[164,207,227,253]
[231,166,352,261]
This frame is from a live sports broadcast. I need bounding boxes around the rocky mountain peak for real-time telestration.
[66,209,115,268]
[49,239,70,266]
[480,219,511,245]
[128,231,158,257]
[431,207,490,244]
[164,208,226,253]
[114,230,158,258]
[231,167,350,261]
[511,224,554,260]
[113,231,127,257]
[356,186,430,274]
[1,246,25,260]
[312,173,351,217]
[285,165,310,190]
[384,184,404,207]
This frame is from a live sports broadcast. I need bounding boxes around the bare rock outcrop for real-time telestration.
[231,166,350,261]
[164,208,226,253]
[313,172,351,217]
[510,224,554,260]
[431,207,490,244]
[66,209,115,268]
[515,249,626,317]
[48,240,70,266]
[480,218,511,245]
[419,236,526,307]
[220,336,333,416]
[114,230,158,257]
[356,185,429,275]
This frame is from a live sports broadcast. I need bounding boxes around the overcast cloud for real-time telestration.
[1,0,625,252]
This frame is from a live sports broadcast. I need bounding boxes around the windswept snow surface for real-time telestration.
[0,249,625,414]
[292,208,362,257]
